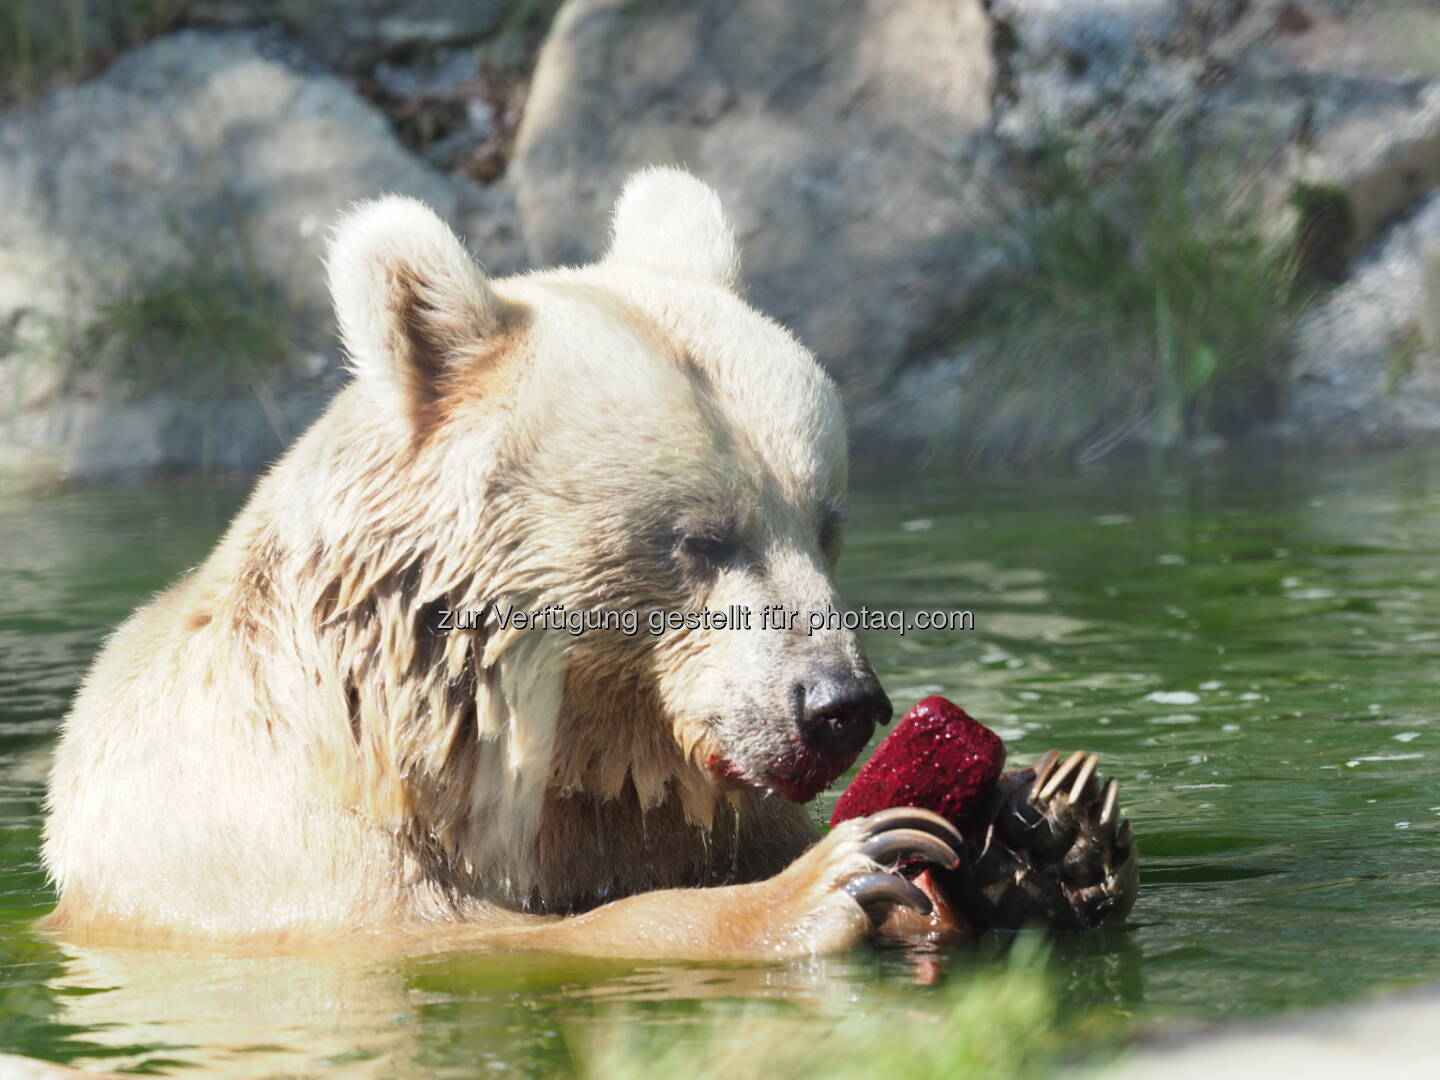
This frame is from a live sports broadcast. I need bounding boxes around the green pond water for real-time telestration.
[3,447,1440,1075]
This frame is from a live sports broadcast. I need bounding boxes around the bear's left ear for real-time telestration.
[326,196,512,419]
[604,167,742,290]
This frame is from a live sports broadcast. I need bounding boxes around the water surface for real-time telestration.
[4,448,1440,1074]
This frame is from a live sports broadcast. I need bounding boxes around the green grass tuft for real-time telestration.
[571,943,1108,1080]
[2,252,309,470]
[949,141,1304,465]
[61,266,300,397]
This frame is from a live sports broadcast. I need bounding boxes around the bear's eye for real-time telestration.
[674,527,744,569]
[819,506,848,552]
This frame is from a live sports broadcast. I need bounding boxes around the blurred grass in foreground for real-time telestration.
[574,942,1115,1080]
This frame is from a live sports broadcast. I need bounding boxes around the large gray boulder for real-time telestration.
[991,1,1440,258]
[1286,189,1440,447]
[935,0,1440,458]
[0,30,463,347]
[0,30,495,487]
[509,0,1002,400]
[1222,2,1440,268]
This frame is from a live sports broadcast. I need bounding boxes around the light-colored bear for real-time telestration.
[42,169,956,959]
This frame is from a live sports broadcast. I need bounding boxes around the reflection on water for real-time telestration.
[4,449,1440,1073]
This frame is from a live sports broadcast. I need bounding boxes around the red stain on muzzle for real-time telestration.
[708,741,865,804]
[767,739,862,803]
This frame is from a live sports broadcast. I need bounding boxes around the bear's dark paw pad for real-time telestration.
[942,749,1139,933]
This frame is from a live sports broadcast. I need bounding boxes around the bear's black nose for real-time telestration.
[796,670,892,759]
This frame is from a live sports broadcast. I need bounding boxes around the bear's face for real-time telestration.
[511,268,891,808]
[325,169,889,825]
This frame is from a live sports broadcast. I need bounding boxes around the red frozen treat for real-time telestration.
[831,696,1005,832]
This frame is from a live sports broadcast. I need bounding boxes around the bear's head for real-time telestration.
[314,168,888,846]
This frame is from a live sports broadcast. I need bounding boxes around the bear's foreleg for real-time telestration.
[449,808,960,962]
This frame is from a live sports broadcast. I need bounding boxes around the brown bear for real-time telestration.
[43,169,965,959]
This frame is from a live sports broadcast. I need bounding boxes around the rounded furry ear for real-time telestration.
[326,196,508,415]
[605,167,742,289]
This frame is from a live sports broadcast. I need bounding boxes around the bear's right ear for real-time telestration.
[326,196,509,420]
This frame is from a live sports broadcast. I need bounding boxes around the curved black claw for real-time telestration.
[860,806,964,851]
[846,872,934,924]
[861,827,960,871]
[938,750,1139,933]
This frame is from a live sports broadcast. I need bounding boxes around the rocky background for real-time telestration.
[2,0,1439,485]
